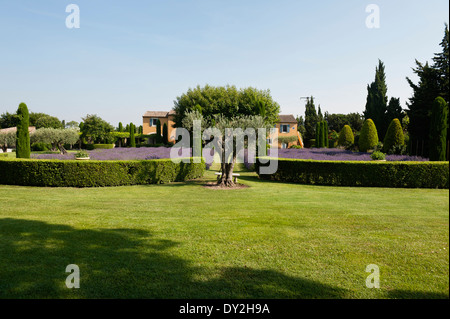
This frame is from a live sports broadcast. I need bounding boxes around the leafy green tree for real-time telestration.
[338,125,354,147]
[31,128,79,154]
[359,119,379,152]
[364,59,388,139]
[173,84,280,128]
[65,121,79,129]
[0,130,16,152]
[383,118,405,154]
[118,122,123,132]
[80,114,114,144]
[429,97,448,161]
[296,115,306,138]
[35,115,64,129]
[16,103,31,158]
[0,112,19,129]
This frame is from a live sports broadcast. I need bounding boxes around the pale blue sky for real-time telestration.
[0,0,448,126]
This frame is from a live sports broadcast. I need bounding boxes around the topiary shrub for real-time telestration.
[383,118,405,154]
[338,125,354,147]
[359,119,379,152]
[371,151,386,161]
[16,103,31,158]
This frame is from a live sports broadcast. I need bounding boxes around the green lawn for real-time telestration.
[0,170,448,299]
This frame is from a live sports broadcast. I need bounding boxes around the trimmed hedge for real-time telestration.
[257,158,449,189]
[0,158,205,187]
[93,144,115,149]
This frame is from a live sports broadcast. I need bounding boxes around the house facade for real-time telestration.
[142,111,303,148]
[268,115,303,149]
[142,111,177,144]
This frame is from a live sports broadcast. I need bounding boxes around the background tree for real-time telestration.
[364,59,388,139]
[35,115,64,129]
[65,121,79,129]
[323,121,329,148]
[315,122,322,148]
[407,25,449,157]
[118,122,123,132]
[359,119,379,152]
[15,103,31,158]
[0,130,16,152]
[129,123,136,147]
[295,115,306,138]
[156,120,162,144]
[386,97,404,124]
[163,123,168,145]
[173,84,280,128]
[0,112,19,129]
[304,96,319,143]
[31,128,79,154]
[80,114,114,144]
[429,97,448,161]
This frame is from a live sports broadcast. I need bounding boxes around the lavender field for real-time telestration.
[30,147,428,163]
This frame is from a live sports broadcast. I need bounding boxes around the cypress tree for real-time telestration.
[129,123,136,147]
[323,121,329,148]
[364,60,388,139]
[429,97,448,161]
[163,123,168,145]
[16,103,31,158]
[304,97,319,142]
[315,122,321,148]
[118,122,123,132]
[156,120,162,144]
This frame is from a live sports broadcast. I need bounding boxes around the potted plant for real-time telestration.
[75,150,90,160]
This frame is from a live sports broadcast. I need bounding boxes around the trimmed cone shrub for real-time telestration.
[359,119,379,152]
[383,118,405,154]
[338,125,354,147]
[429,97,448,161]
[16,103,31,158]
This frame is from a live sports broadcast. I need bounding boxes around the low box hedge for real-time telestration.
[256,158,449,189]
[0,158,205,187]
[93,144,115,149]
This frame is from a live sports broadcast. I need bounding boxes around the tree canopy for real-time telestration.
[173,84,280,127]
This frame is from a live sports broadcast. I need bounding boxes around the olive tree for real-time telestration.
[31,128,80,154]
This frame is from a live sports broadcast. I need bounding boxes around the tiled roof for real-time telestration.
[278,115,297,123]
[0,126,36,134]
[143,111,176,117]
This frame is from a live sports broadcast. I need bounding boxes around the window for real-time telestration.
[280,124,289,133]
[150,118,158,127]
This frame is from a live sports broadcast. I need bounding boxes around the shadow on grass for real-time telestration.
[0,218,346,299]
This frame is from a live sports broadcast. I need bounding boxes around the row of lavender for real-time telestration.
[31,147,428,164]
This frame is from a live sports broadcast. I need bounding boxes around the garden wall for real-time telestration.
[0,158,205,187]
[257,158,449,189]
